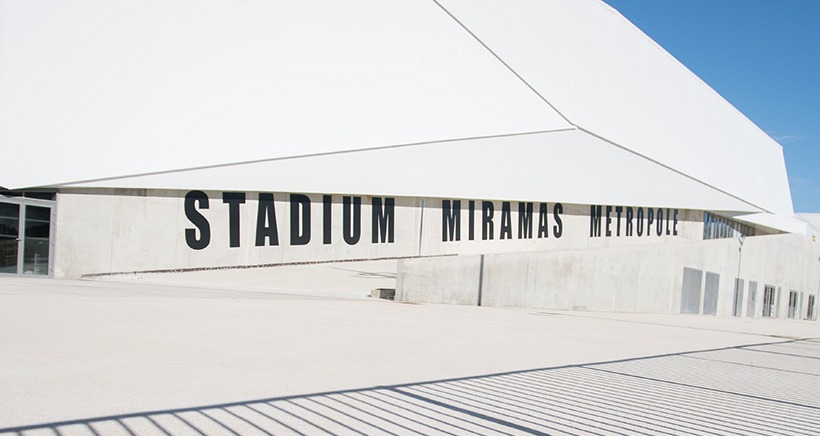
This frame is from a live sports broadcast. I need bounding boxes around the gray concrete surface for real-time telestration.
[398,233,820,318]
[1,270,819,435]
[95,259,400,299]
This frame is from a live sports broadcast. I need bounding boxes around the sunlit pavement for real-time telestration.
[1,267,818,435]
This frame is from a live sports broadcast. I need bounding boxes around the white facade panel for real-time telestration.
[796,214,820,233]
[62,130,760,213]
[733,213,808,236]
[437,0,794,216]
[0,0,569,189]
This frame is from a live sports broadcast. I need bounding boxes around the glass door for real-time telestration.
[0,198,54,276]
[0,203,20,274]
[23,206,51,275]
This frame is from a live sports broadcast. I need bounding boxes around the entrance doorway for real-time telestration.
[0,196,55,276]
[788,291,798,319]
[762,285,776,318]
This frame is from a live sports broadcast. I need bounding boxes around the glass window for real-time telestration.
[0,203,20,274]
[23,206,50,275]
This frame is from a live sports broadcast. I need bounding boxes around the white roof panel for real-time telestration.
[437,0,794,216]
[63,129,761,214]
[0,0,796,223]
[0,0,569,188]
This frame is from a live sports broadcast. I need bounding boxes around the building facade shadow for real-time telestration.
[2,338,819,435]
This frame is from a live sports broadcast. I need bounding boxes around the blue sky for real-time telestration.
[604,0,820,213]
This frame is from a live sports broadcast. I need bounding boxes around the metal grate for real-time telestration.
[702,272,720,316]
[746,281,757,318]
[762,285,776,318]
[680,267,703,314]
[787,291,798,319]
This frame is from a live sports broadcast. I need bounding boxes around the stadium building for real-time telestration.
[1,0,818,319]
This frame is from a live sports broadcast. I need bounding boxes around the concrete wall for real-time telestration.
[53,189,422,277]
[418,199,704,256]
[397,233,820,319]
[53,189,702,277]
[396,255,482,306]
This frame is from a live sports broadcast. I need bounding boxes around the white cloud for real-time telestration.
[767,131,806,144]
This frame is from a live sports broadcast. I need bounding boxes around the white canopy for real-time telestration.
[0,0,794,220]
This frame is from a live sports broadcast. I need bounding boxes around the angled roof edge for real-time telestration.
[595,0,785,154]
[20,128,577,190]
[437,0,794,217]
[734,213,807,235]
[0,0,570,189]
[53,129,763,215]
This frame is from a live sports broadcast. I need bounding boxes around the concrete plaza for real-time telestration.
[1,261,819,435]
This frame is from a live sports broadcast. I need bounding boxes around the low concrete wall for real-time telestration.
[397,233,820,319]
[397,255,483,305]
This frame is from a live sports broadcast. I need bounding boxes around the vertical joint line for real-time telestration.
[477,254,485,307]
[417,198,426,257]
[429,0,575,127]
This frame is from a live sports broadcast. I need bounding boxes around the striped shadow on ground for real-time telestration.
[3,338,819,435]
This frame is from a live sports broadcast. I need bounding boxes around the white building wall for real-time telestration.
[417,199,703,256]
[796,213,820,242]
[398,233,820,319]
[436,0,794,216]
[54,190,423,277]
[0,0,570,189]
[1,1,795,226]
[53,189,704,278]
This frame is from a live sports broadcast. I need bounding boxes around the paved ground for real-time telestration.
[1,263,819,435]
[91,259,401,299]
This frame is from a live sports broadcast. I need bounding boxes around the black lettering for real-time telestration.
[255,193,279,246]
[500,202,512,240]
[482,201,494,240]
[626,207,634,236]
[673,209,679,236]
[442,200,461,242]
[372,197,395,243]
[553,203,563,238]
[647,208,654,237]
[538,203,549,238]
[636,208,644,236]
[290,194,311,245]
[185,190,210,250]
[605,205,613,237]
[665,208,671,235]
[323,195,332,244]
[590,205,603,237]
[468,200,476,241]
[615,206,623,237]
[343,196,361,245]
[223,192,246,248]
[518,202,534,239]
[656,208,663,236]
